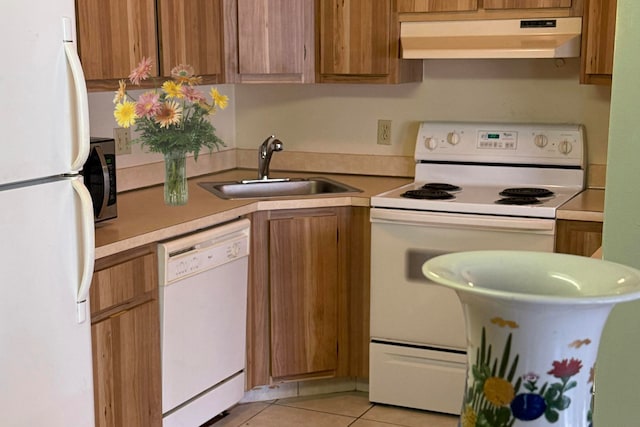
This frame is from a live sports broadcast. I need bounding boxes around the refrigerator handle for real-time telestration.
[62,17,90,172]
[72,177,96,324]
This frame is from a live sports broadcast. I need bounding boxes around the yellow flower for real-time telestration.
[461,404,477,427]
[113,79,126,104]
[113,101,137,128]
[155,101,183,128]
[483,377,515,407]
[162,80,184,99]
[210,88,229,109]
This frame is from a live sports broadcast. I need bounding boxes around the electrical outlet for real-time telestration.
[377,119,392,145]
[114,127,132,155]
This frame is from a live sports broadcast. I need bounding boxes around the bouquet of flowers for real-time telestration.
[113,57,228,160]
[112,57,229,205]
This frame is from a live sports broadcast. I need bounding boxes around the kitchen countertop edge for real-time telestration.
[94,170,412,260]
[556,188,605,222]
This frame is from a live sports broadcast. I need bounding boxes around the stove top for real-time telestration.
[371,122,586,219]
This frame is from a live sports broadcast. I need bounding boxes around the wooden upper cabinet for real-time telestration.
[483,0,573,9]
[397,0,478,13]
[317,0,422,84]
[76,0,158,81]
[580,0,617,85]
[223,0,315,83]
[157,0,224,82]
[319,0,391,76]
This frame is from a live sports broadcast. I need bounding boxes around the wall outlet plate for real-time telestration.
[114,127,132,155]
[377,120,391,145]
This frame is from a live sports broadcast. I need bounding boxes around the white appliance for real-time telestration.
[400,17,582,59]
[158,219,250,427]
[0,2,95,426]
[369,122,586,414]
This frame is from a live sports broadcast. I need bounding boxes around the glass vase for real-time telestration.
[163,150,188,206]
[423,251,640,427]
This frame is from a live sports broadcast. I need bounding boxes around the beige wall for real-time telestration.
[235,58,611,165]
[88,58,611,187]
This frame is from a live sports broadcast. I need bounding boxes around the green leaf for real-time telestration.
[564,380,577,392]
[498,333,513,377]
[545,407,560,423]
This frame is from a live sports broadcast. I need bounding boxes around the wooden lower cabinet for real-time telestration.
[90,245,162,427]
[246,206,370,387]
[270,212,339,379]
[555,219,603,257]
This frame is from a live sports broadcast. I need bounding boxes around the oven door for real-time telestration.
[370,207,556,350]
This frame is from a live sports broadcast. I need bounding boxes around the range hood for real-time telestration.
[400,17,582,59]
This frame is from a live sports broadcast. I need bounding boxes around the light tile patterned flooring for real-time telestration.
[210,392,458,427]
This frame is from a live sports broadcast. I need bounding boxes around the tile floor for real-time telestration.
[209,392,458,427]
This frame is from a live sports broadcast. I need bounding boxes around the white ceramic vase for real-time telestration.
[423,251,640,427]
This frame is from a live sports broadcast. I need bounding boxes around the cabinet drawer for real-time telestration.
[90,245,157,318]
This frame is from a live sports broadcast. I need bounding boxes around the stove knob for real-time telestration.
[424,137,438,150]
[534,134,548,148]
[447,131,461,145]
[558,139,573,154]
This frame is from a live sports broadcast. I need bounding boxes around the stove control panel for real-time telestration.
[416,122,585,168]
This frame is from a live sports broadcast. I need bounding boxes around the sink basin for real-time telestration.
[199,177,362,200]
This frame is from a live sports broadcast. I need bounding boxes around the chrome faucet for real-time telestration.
[258,135,284,180]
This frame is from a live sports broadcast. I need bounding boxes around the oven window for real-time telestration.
[406,249,448,282]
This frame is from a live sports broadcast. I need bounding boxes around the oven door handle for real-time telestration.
[370,208,555,232]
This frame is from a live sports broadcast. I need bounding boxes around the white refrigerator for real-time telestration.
[0,1,96,426]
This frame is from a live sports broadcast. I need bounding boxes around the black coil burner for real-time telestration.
[495,196,542,206]
[421,182,462,192]
[499,187,554,198]
[402,189,455,200]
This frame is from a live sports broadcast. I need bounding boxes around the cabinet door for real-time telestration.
[76,0,158,81]
[397,0,478,12]
[90,246,161,427]
[319,0,391,76]
[484,0,572,8]
[228,0,314,83]
[580,0,616,85]
[158,0,224,81]
[269,213,339,379]
[555,220,603,256]
[92,301,162,427]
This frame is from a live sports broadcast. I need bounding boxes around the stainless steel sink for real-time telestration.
[199,177,362,200]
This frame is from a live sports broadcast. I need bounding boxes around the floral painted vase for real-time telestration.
[423,250,640,427]
[163,150,188,206]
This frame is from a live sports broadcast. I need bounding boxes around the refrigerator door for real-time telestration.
[0,177,95,426]
[0,2,90,185]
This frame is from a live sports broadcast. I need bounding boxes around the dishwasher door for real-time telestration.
[158,218,250,427]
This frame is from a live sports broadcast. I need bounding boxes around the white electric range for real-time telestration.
[368,122,586,414]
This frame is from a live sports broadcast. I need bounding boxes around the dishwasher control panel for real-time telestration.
[158,219,250,286]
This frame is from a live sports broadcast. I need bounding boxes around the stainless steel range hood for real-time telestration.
[400,17,582,59]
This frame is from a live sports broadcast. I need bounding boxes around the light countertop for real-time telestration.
[95,169,411,259]
[557,189,605,222]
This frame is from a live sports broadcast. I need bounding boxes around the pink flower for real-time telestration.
[129,57,153,85]
[547,358,582,379]
[135,92,161,118]
[180,85,206,103]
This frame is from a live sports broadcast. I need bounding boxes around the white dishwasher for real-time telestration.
[158,218,250,427]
